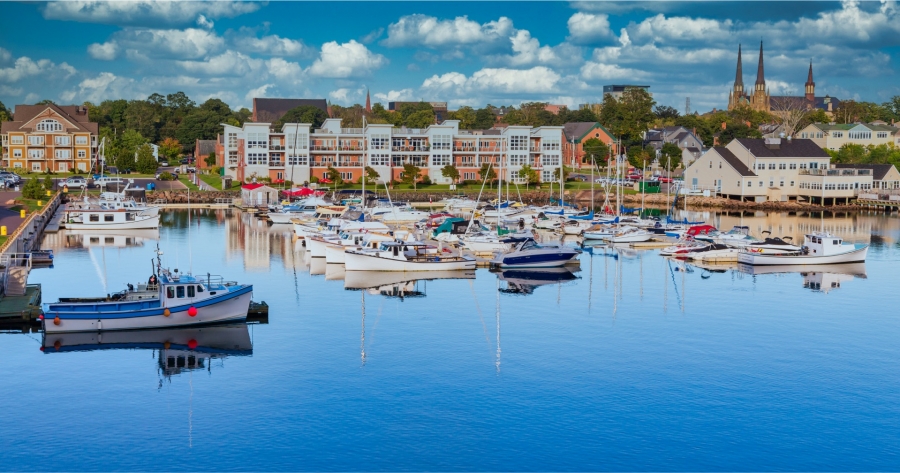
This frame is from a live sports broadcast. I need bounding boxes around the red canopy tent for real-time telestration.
[282,187,324,197]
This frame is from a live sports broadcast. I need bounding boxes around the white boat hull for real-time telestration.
[324,243,348,263]
[461,239,511,253]
[306,237,339,258]
[65,214,160,230]
[737,245,868,266]
[269,212,308,224]
[43,290,252,333]
[604,231,652,243]
[344,251,476,272]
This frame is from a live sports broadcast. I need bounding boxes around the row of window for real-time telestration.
[10,162,87,172]
[236,156,562,167]
[10,135,89,145]
[166,285,205,299]
[799,132,824,139]
[799,182,871,190]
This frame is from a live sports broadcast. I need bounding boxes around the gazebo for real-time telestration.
[241,183,279,207]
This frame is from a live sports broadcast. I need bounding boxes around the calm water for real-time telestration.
[3,209,900,471]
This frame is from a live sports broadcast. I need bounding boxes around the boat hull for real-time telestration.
[324,244,348,264]
[306,237,338,258]
[344,251,476,271]
[65,214,160,230]
[43,286,252,333]
[737,245,868,266]
[491,250,580,268]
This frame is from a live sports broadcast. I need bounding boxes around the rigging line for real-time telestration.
[360,290,366,366]
[667,258,683,308]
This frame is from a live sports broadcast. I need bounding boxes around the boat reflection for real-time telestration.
[495,267,580,295]
[738,262,867,293]
[44,228,160,250]
[41,323,252,377]
[344,270,476,298]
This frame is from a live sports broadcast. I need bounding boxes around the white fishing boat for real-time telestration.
[737,231,868,266]
[64,208,160,230]
[324,230,406,264]
[306,234,343,258]
[344,241,476,271]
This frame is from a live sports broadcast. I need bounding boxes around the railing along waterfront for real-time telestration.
[800,169,872,176]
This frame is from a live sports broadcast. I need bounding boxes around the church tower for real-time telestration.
[365,89,371,113]
[727,44,745,110]
[749,41,769,111]
[805,61,815,104]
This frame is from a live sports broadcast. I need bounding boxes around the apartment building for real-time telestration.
[221,119,564,185]
[684,137,873,204]
[796,123,900,151]
[1,104,98,173]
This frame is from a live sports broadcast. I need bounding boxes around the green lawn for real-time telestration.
[198,173,240,190]
[178,177,200,191]
[0,235,8,247]
[10,198,47,213]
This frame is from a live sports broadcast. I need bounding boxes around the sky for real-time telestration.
[1,0,899,114]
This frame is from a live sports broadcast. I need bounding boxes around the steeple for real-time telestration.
[805,60,815,102]
[755,41,765,88]
[734,44,744,89]
[365,89,371,113]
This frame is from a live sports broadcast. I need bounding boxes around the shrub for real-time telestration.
[310,176,320,184]
[157,171,175,181]
[283,180,293,188]
[43,175,54,191]
[420,175,432,186]
[21,178,44,199]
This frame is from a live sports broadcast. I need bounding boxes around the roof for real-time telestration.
[714,147,756,176]
[242,183,278,191]
[769,95,842,112]
[562,122,615,143]
[812,123,898,133]
[252,98,328,123]
[195,139,216,157]
[1,103,98,134]
[734,138,829,158]
[833,163,897,181]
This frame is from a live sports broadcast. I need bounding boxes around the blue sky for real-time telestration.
[1,1,898,113]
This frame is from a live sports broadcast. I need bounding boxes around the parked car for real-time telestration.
[160,161,169,167]
[93,176,125,188]
[0,171,22,186]
[657,176,673,183]
[64,176,88,189]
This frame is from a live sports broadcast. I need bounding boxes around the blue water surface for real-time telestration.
[2,209,899,471]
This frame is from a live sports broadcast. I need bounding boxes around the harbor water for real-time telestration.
[3,209,900,470]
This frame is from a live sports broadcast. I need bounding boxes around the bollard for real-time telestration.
[0,226,6,236]
[63,185,68,193]
[20,209,26,218]
[37,200,42,206]
[46,190,51,196]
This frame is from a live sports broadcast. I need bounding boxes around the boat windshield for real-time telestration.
[519,240,539,251]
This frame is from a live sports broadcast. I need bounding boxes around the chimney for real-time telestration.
[765,137,781,149]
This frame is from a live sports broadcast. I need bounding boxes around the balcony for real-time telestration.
[453,145,476,152]
[27,154,45,160]
[269,161,285,167]
[311,145,337,151]
[800,169,872,176]
[338,145,365,151]
[336,160,363,167]
[270,145,285,151]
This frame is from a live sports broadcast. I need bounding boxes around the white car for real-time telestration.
[64,176,88,189]
[94,176,125,188]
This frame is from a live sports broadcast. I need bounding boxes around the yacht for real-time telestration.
[344,241,476,271]
[489,237,580,268]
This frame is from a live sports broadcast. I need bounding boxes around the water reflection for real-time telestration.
[496,267,580,295]
[42,323,253,378]
[738,262,867,293]
[344,270,476,296]
[43,229,159,250]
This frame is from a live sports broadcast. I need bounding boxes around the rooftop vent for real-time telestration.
[764,137,781,149]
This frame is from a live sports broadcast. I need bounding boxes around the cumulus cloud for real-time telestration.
[382,14,514,49]
[236,33,307,57]
[42,1,261,27]
[567,13,615,44]
[496,30,583,67]
[580,61,649,81]
[309,40,386,78]
[0,48,11,65]
[0,56,76,82]
[176,50,263,76]
[628,14,734,44]
[60,72,136,103]
[245,84,273,104]
[374,89,415,102]
[87,42,119,61]
[265,58,304,82]
[422,66,561,95]
[98,28,224,61]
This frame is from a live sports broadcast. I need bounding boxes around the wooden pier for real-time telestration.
[856,198,900,211]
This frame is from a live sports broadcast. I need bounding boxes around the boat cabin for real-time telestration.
[803,232,849,256]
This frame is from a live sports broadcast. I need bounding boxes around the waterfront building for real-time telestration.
[602,84,651,100]
[1,104,98,173]
[832,163,900,190]
[795,123,900,151]
[221,119,564,185]
[562,122,618,168]
[684,137,873,204]
[727,42,840,113]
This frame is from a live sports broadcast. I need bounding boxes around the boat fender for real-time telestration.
[163,308,171,317]
[38,314,44,320]
[53,316,61,326]
[188,306,198,317]
[54,340,61,351]
[164,341,171,349]
[187,339,198,350]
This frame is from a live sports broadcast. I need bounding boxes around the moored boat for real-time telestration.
[737,231,868,266]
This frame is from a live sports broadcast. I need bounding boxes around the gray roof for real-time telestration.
[833,163,897,181]
[734,138,829,158]
[715,147,755,176]
[195,139,217,157]
[252,98,328,123]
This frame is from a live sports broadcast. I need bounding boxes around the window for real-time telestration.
[849,131,871,140]
[832,132,843,138]
[57,163,67,172]
[369,153,390,166]
[508,154,528,166]
[432,134,451,150]
[227,132,238,148]
[709,161,712,168]
[167,287,175,298]
[719,162,722,169]
[542,139,560,151]
[247,153,266,165]
[77,150,86,158]
[541,156,560,166]
[89,214,99,222]
[780,180,784,187]
[463,172,476,181]
[370,134,389,150]
[790,163,797,170]
[340,172,353,181]
[810,162,818,169]
[748,181,752,187]
[75,136,88,145]
[431,154,451,166]
[55,149,71,159]
[509,135,528,151]
[77,163,86,171]
[759,181,763,187]
[286,133,308,149]
[228,151,238,165]
[779,163,786,170]
[246,133,266,149]
[287,154,308,165]
[28,149,44,159]
[542,170,554,182]
[10,135,23,144]
[28,136,44,145]
[12,149,21,158]
[55,136,71,146]
[177,286,185,298]
[768,163,776,170]
[756,163,765,170]
[36,119,62,132]
[737,181,741,187]
[459,156,475,165]
[769,180,774,187]
[104,214,114,222]
[197,285,204,293]
[800,163,807,169]
[13,162,22,169]
[187,286,195,298]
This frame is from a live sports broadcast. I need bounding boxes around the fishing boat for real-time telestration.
[324,230,407,264]
[64,208,160,230]
[42,252,253,333]
[344,241,476,271]
[489,237,580,268]
[737,231,868,266]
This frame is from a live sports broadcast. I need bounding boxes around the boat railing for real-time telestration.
[200,274,238,289]
[0,253,32,296]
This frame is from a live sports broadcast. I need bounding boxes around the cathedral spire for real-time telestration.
[734,44,743,87]
[365,89,371,113]
[805,60,815,102]
[755,41,765,87]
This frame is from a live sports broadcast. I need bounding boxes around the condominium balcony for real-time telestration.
[27,155,45,160]
[800,169,871,176]
[310,145,337,151]
[269,161,285,167]
[453,145,476,152]
[337,145,366,151]
[270,145,285,151]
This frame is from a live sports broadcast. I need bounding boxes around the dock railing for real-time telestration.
[0,252,32,297]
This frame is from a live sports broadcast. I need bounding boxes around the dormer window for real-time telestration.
[36,119,63,132]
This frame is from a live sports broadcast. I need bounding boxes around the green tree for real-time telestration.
[0,101,11,122]
[21,177,44,199]
[43,175,54,191]
[135,144,159,174]
[718,122,762,144]
[159,137,182,161]
[582,138,610,166]
[882,95,900,121]
[405,109,435,128]
[114,129,147,171]
[440,164,460,184]
[660,142,683,169]
[363,166,380,185]
[519,164,539,190]
[450,106,476,129]
[401,163,421,190]
[626,146,652,170]
[326,166,343,188]
[654,105,680,120]
[478,162,497,187]
[205,152,217,167]
[275,105,328,130]
[552,166,570,183]
[473,107,495,129]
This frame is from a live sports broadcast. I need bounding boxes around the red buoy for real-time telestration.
[187,306,198,317]
[38,314,44,321]
[187,339,198,350]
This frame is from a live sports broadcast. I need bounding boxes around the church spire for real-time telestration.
[805,60,815,102]
[755,41,765,87]
[365,89,371,113]
[734,44,743,88]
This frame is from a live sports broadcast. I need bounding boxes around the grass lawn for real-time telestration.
[9,198,47,213]
[0,235,7,247]
[198,173,241,190]
[178,177,200,191]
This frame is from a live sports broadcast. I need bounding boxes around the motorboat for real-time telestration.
[714,226,759,247]
[344,241,476,271]
[742,234,802,254]
[489,237,580,268]
[43,262,253,333]
[684,243,742,263]
[64,208,160,230]
[460,230,532,253]
[603,226,653,243]
[324,230,409,264]
[737,231,868,266]
[268,197,331,224]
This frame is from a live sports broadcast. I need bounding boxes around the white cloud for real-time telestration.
[360,28,384,45]
[196,15,214,29]
[309,40,386,78]
[0,48,11,65]
[567,12,614,44]
[0,85,23,97]
[87,42,119,61]
[373,89,415,102]
[0,56,76,82]
[382,14,514,49]
[629,14,734,44]
[329,87,367,104]
[265,58,304,82]
[176,50,263,77]
[498,30,583,67]
[234,31,307,57]
[422,67,562,95]
[60,72,135,104]
[245,84,273,105]
[790,0,900,44]
[101,28,224,60]
[580,62,648,81]
[42,1,261,27]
